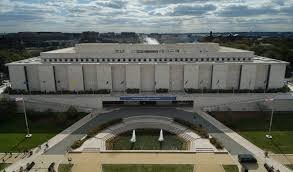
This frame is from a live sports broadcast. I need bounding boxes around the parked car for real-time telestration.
[26,161,35,170]
[48,162,56,172]
[238,154,257,163]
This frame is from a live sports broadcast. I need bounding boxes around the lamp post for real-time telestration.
[216,80,220,94]
[248,80,252,93]
[264,80,267,93]
[154,81,157,94]
[200,80,204,95]
[265,97,274,139]
[15,97,32,138]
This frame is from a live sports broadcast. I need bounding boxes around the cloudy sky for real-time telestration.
[0,0,292,33]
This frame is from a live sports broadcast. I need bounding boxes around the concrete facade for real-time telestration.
[126,65,140,89]
[184,64,199,89]
[6,43,288,93]
[68,65,84,91]
[38,65,56,92]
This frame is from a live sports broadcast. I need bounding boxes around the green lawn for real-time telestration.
[102,164,194,172]
[0,163,11,170]
[210,111,293,154]
[107,129,187,150]
[0,112,85,152]
[58,164,73,172]
[223,165,239,172]
[286,164,293,170]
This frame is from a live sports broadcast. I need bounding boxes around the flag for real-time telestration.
[15,97,23,101]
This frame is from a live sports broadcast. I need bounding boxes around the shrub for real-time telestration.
[184,88,200,94]
[174,118,209,138]
[95,89,111,94]
[209,137,223,149]
[0,99,17,121]
[66,106,79,120]
[87,118,123,137]
[71,118,123,149]
[71,139,85,149]
[156,88,168,93]
[55,112,67,125]
[126,88,139,94]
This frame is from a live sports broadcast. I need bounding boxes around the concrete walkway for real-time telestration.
[67,152,234,172]
[4,110,108,172]
[196,109,292,172]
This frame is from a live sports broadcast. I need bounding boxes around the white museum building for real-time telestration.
[6,43,287,93]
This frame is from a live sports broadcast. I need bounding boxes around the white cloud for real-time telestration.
[0,0,292,32]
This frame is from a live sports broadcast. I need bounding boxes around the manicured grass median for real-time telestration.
[223,165,239,172]
[102,164,194,172]
[0,109,86,152]
[58,164,73,172]
[210,111,293,154]
[286,164,293,170]
[107,129,187,150]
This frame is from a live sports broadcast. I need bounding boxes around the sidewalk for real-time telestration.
[196,109,291,172]
[4,110,103,172]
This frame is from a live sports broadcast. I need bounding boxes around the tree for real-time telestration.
[0,99,17,121]
[65,106,78,120]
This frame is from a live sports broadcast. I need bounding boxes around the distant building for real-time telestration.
[80,31,99,43]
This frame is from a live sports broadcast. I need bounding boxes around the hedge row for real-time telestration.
[173,118,223,149]
[5,87,111,95]
[71,118,123,149]
[184,85,290,94]
[126,88,140,94]
[5,85,290,95]
[173,118,209,139]
[209,137,223,149]
[156,88,169,93]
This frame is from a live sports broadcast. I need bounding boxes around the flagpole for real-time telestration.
[20,97,31,138]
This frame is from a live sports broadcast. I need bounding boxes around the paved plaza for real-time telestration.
[3,107,292,171]
[66,152,234,172]
[46,107,250,155]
